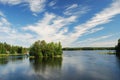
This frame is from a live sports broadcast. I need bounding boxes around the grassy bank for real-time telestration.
[0,54,25,57]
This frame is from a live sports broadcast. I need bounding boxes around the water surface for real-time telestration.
[0,50,120,80]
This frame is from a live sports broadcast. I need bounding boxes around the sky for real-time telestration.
[0,0,120,47]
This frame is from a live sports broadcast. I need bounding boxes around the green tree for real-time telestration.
[17,47,23,54]
[10,46,16,54]
[1,45,6,54]
[29,40,43,58]
[115,39,120,57]
[40,40,47,56]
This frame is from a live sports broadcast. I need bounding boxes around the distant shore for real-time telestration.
[62,47,115,50]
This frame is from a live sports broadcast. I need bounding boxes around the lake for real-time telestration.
[0,50,120,80]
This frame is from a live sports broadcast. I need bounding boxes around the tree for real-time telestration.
[115,39,120,57]
[29,40,43,58]
[1,45,6,54]
[17,47,23,54]
[10,46,16,54]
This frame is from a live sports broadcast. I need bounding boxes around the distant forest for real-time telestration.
[0,42,28,54]
[63,47,115,50]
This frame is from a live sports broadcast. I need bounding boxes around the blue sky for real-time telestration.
[0,0,120,47]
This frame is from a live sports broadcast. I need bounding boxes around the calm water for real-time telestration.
[0,50,120,80]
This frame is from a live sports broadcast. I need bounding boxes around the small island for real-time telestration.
[29,40,63,58]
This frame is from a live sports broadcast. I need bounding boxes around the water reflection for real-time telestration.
[0,58,8,65]
[0,51,120,80]
[29,57,62,80]
[29,57,62,72]
[116,56,120,68]
[0,56,25,65]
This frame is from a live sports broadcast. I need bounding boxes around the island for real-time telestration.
[29,40,63,58]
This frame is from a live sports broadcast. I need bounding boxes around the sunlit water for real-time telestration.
[0,50,120,80]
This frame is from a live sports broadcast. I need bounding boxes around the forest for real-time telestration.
[63,47,115,50]
[0,42,28,56]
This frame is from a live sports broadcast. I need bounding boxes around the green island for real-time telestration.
[0,39,120,58]
[29,40,62,58]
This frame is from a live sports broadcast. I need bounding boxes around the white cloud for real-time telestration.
[77,35,113,44]
[32,13,38,17]
[72,33,120,47]
[0,11,35,47]
[64,4,90,16]
[0,0,46,13]
[49,0,56,7]
[27,0,46,13]
[23,12,77,44]
[86,27,104,34]
[0,17,11,28]
[0,0,22,5]
[88,41,117,47]
[66,4,78,10]
[67,0,120,46]
[22,0,120,47]
[0,0,120,47]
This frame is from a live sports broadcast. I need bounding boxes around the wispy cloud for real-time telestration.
[67,0,120,45]
[86,27,104,35]
[0,0,47,13]
[23,12,77,44]
[73,33,120,47]
[0,0,22,5]
[66,4,78,10]
[49,0,56,7]
[27,0,46,13]
[0,0,120,47]
[0,11,34,47]
[77,34,113,44]
[0,11,5,17]
[90,41,117,47]
[64,4,90,16]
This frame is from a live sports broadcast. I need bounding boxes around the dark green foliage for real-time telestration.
[0,42,28,54]
[10,46,16,54]
[29,40,63,58]
[115,39,120,57]
[63,47,115,50]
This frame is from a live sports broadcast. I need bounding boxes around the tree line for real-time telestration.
[63,47,115,50]
[115,39,120,57]
[0,42,28,54]
[29,40,62,58]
